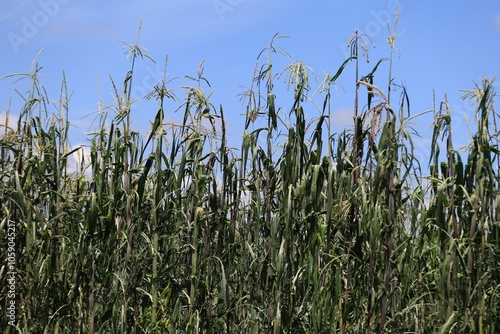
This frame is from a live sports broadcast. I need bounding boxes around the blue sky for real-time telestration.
[1,0,499,167]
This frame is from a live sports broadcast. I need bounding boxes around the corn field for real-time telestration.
[1,24,499,333]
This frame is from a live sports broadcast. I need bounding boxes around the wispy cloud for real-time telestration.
[46,21,118,39]
[0,0,31,22]
[495,12,500,27]
[332,108,354,130]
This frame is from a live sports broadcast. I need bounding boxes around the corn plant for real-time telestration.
[1,19,499,334]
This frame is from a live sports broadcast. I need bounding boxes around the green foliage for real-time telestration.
[0,24,499,334]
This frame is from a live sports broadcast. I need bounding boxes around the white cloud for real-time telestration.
[0,111,19,136]
[495,13,500,27]
[331,107,354,130]
[66,143,92,178]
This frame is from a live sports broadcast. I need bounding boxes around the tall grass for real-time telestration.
[1,21,499,333]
